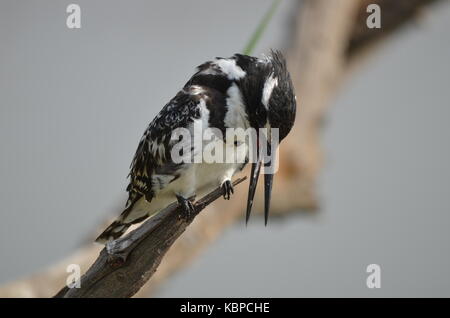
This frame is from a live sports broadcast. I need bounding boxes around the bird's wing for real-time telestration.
[125,90,203,209]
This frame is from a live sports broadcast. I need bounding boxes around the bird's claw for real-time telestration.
[176,195,195,220]
[222,180,234,200]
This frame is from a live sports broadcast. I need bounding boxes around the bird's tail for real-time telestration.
[95,220,131,244]
[95,196,151,244]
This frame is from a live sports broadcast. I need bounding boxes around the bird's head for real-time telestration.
[233,51,297,224]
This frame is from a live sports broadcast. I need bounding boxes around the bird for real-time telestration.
[95,50,297,244]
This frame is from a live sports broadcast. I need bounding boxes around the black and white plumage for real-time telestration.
[96,51,296,244]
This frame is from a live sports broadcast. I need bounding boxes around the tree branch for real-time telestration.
[54,177,246,298]
[348,0,439,57]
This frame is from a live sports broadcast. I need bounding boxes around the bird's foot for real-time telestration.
[176,195,195,220]
[221,180,234,200]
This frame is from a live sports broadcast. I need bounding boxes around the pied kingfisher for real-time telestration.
[96,50,296,244]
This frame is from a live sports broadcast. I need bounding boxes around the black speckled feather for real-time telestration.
[126,92,202,208]
[126,68,234,211]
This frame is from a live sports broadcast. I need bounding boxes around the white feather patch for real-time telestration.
[224,83,248,129]
[262,74,278,109]
[214,59,246,80]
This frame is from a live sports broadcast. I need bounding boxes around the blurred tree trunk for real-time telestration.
[0,0,440,297]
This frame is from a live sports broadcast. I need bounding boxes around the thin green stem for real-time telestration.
[242,0,283,55]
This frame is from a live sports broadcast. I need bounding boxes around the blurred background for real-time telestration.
[0,0,449,297]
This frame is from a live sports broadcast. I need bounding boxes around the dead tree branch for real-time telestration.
[54,178,246,298]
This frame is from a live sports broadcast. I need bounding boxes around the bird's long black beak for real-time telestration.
[245,141,275,225]
[263,143,274,226]
[245,154,262,224]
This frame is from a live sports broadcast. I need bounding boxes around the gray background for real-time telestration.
[0,0,449,297]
